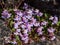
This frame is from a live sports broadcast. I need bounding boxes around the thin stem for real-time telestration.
[15,0,24,9]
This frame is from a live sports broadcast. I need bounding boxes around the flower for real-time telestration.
[37,26,44,32]
[1,10,11,19]
[52,21,58,25]
[14,32,19,35]
[16,11,23,17]
[17,21,23,25]
[21,34,29,43]
[19,33,23,37]
[38,31,43,35]
[24,38,29,43]
[26,15,32,19]
[3,3,59,44]
[30,17,36,24]
[41,21,48,26]
[16,29,21,33]
[52,16,58,24]
[11,40,17,44]
[26,23,32,31]
[27,9,33,15]
[37,26,44,35]
[14,15,21,21]
[22,16,28,23]
[23,33,28,37]
[41,36,46,41]
[50,36,56,40]
[54,16,58,21]
[21,36,28,41]
[23,30,28,34]
[47,27,55,33]
[14,23,19,29]
[24,39,29,44]
[20,24,26,29]
[34,9,39,14]
[23,3,29,9]
[38,12,43,17]
[34,22,40,27]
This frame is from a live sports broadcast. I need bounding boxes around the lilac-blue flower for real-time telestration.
[23,3,29,9]
[52,16,58,24]
[41,21,48,26]
[38,12,43,17]
[47,27,55,33]
[1,10,11,19]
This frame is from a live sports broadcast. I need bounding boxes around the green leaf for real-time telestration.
[37,16,40,21]
[29,32,31,35]
[11,28,15,32]
[45,13,48,18]
[57,21,60,26]
[15,35,22,45]
[15,35,20,40]
[10,21,13,28]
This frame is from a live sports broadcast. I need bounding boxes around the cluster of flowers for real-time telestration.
[1,3,59,45]
[1,10,11,19]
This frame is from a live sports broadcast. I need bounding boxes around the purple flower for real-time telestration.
[23,3,29,9]
[26,15,32,19]
[19,31,29,43]
[38,12,43,17]
[50,36,56,40]
[21,36,28,41]
[16,11,23,17]
[11,40,17,44]
[37,26,44,35]
[23,33,28,37]
[20,24,26,29]
[14,32,19,35]
[41,21,48,26]
[14,23,19,29]
[26,23,32,32]
[22,16,28,23]
[16,29,21,33]
[54,16,58,21]
[34,9,39,14]
[19,33,23,37]
[14,9,23,17]
[1,10,11,19]
[34,22,40,27]
[52,21,58,25]
[14,15,21,21]
[47,27,55,33]
[17,21,23,25]
[27,9,33,15]
[52,16,58,24]
[41,36,46,41]
[23,30,28,34]
[30,17,36,24]
[14,9,20,14]
[38,31,43,35]
[37,26,44,32]
[24,38,29,43]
